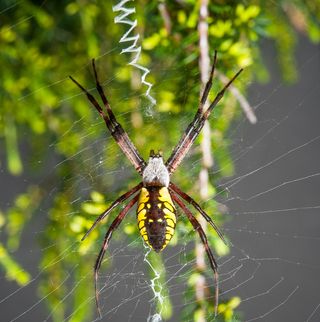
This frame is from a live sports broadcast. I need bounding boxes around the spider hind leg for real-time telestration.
[94,193,139,318]
[171,192,220,316]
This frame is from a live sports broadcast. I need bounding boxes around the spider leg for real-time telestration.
[172,193,219,316]
[81,182,143,241]
[166,51,217,168]
[91,59,146,172]
[203,68,243,120]
[94,193,139,318]
[169,182,227,244]
[91,59,118,126]
[166,52,243,174]
[69,72,146,175]
[198,50,218,114]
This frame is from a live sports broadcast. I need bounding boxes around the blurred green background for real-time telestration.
[0,1,319,321]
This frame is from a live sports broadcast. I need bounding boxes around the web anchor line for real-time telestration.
[113,0,156,114]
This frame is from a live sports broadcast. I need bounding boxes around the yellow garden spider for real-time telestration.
[70,51,242,317]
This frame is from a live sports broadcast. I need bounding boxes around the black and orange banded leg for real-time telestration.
[172,194,220,317]
[165,52,218,173]
[166,51,243,175]
[82,182,143,241]
[90,59,146,174]
[198,50,218,114]
[169,183,227,244]
[69,65,146,175]
[94,193,140,318]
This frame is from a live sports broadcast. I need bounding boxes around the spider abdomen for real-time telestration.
[137,187,176,252]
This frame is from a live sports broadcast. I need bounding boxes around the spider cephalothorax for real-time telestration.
[70,51,242,317]
[142,150,169,187]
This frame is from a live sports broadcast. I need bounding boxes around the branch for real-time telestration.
[158,2,172,35]
[197,1,210,321]
[216,70,257,124]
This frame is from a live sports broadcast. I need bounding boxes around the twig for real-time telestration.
[216,70,257,124]
[158,2,172,35]
[197,1,210,321]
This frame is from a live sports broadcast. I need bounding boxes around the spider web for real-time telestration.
[1,1,320,322]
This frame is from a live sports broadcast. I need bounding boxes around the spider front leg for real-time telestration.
[198,50,218,114]
[94,193,139,318]
[166,53,243,175]
[69,63,146,175]
[172,193,220,317]
[90,59,147,174]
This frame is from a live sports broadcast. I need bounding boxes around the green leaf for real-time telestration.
[0,243,30,286]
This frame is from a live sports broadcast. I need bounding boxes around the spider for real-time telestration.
[70,51,242,317]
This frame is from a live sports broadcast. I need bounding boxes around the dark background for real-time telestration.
[226,36,320,322]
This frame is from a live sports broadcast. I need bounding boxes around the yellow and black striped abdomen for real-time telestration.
[136,187,176,252]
